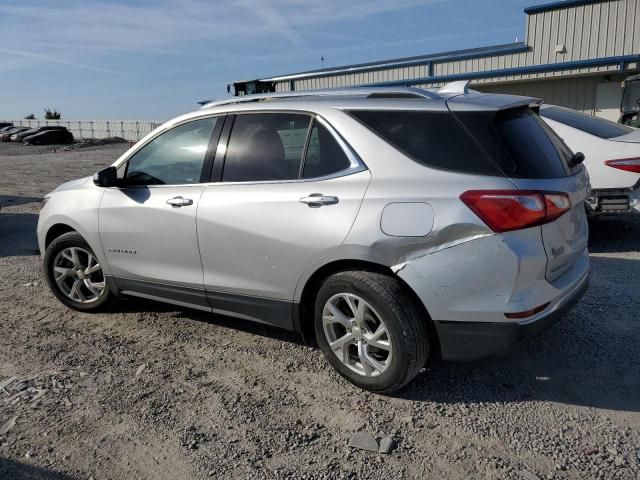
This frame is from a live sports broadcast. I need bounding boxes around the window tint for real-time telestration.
[455,108,570,178]
[125,118,217,185]
[349,110,503,176]
[351,108,572,179]
[222,113,311,182]
[302,121,351,178]
[540,106,634,138]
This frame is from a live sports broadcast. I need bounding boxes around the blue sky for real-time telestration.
[0,0,551,120]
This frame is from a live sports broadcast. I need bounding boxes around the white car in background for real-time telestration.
[539,105,640,214]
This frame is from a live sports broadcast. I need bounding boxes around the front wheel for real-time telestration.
[43,231,115,311]
[314,271,429,393]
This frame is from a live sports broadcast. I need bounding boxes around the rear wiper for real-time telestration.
[568,151,585,168]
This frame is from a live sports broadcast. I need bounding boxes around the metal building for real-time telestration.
[231,0,640,121]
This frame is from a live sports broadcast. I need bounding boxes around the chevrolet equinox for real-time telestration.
[38,84,590,393]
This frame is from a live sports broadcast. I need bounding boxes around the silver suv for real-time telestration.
[38,85,590,393]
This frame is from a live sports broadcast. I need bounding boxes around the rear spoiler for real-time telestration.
[446,93,543,112]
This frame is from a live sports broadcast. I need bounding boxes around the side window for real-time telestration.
[222,113,311,182]
[302,121,352,178]
[125,117,217,186]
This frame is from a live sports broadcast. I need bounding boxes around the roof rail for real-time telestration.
[200,86,440,109]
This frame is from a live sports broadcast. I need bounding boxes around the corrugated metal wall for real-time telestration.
[272,0,639,92]
[2,119,162,142]
[476,74,627,113]
[436,0,640,82]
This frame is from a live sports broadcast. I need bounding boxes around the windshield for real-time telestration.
[622,79,640,113]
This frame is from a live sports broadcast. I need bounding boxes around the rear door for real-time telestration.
[196,112,370,326]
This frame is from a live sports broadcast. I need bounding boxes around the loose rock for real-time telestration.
[0,416,18,435]
[348,432,378,452]
[379,436,396,454]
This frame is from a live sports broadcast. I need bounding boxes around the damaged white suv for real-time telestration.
[38,85,589,393]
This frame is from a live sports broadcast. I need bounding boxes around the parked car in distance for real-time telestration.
[540,104,640,214]
[38,85,589,393]
[11,126,68,142]
[24,129,73,145]
[0,125,16,132]
[0,122,13,129]
[0,126,31,142]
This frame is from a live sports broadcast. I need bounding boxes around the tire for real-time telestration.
[43,231,115,311]
[314,270,429,393]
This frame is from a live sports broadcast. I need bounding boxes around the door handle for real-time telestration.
[166,196,193,207]
[299,193,339,207]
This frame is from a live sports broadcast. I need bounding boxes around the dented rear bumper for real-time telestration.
[395,228,589,360]
[433,273,588,360]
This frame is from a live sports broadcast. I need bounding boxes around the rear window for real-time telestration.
[349,108,571,178]
[455,107,572,178]
[540,105,634,138]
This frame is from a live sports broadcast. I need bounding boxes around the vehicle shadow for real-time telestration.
[117,297,305,346]
[0,458,79,480]
[588,214,640,253]
[0,195,42,208]
[0,212,39,257]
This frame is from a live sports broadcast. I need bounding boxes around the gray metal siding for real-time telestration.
[435,0,638,83]
[265,0,638,94]
[476,73,627,114]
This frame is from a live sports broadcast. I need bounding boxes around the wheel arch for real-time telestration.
[295,258,440,357]
[41,217,111,276]
[45,223,77,249]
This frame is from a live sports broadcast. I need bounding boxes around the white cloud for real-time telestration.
[0,47,120,75]
[0,0,443,74]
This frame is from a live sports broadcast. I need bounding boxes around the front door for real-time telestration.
[99,116,221,307]
[196,113,370,327]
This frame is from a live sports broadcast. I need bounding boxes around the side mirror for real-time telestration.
[93,166,118,187]
[568,152,585,168]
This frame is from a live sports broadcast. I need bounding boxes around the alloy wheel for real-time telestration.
[52,247,105,303]
[322,293,392,377]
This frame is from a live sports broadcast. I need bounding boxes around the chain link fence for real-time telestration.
[1,119,163,142]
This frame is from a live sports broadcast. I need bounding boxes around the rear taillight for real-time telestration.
[604,158,640,173]
[460,190,571,233]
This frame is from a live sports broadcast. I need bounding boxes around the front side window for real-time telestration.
[222,113,311,182]
[125,117,217,186]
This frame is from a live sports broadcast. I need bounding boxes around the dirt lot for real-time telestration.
[1,142,639,480]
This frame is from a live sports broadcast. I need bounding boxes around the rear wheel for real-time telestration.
[44,232,115,311]
[314,271,429,393]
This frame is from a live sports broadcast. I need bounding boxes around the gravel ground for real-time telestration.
[1,142,639,480]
